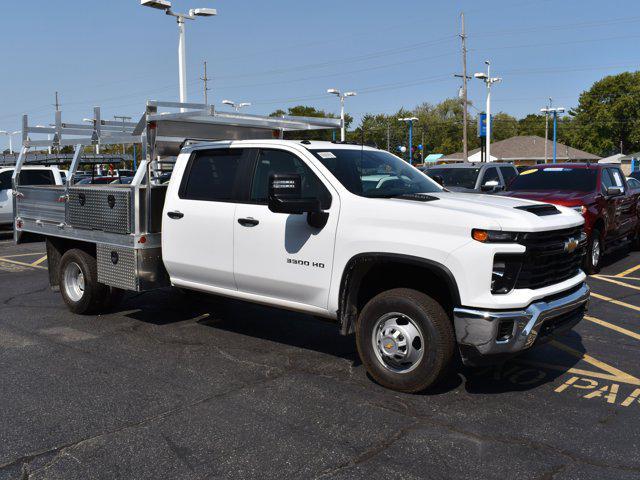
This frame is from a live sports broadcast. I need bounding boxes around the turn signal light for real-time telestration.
[472,229,489,242]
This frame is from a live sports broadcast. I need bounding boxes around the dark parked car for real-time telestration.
[422,163,518,193]
[501,163,640,273]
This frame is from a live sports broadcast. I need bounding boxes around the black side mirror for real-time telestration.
[268,173,319,214]
[268,173,329,228]
[431,175,444,186]
[605,186,623,196]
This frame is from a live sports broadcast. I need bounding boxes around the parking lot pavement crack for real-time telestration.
[537,461,571,480]
[5,373,288,480]
[1,285,50,307]
[312,425,416,479]
[211,345,283,377]
[359,397,640,474]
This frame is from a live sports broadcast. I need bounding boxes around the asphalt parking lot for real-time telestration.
[0,231,639,480]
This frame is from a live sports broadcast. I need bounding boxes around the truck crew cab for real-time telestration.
[14,102,590,393]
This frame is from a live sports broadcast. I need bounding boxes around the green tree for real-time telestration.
[570,71,640,156]
[269,105,351,141]
[517,114,547,137]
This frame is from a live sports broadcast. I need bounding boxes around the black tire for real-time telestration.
[59,249,108,314]
[583,228,603,275]
[355,288,455,393]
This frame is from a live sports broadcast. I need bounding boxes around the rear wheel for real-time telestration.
[356,288,455,393]
[59,249,108,314]
[584,228,602,274]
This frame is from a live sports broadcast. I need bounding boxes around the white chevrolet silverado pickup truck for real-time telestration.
[13,106,589,392]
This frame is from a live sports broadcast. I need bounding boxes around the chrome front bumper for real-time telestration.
[453,282,589,364]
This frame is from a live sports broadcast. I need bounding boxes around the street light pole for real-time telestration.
[327,89,356,142]
[0,130,19,155]
[222,99,251,112]
[474,61,501,163]
[540,105,565,164]
[398,117,419,165]
[140,1,217,104]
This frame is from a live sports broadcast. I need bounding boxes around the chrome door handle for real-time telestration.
[238,217,259,227]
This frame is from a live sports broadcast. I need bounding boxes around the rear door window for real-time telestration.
[179,148,246,202]
[609,168,625,191]
[19,170,54,185]
[0,171,11,190]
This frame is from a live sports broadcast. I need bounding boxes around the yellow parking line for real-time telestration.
[550,340,640,386]
[614,263,640,278]
[591,275,640,292]
[585,315,640,341]
[598,274,640,281]
[3,252,45,258]
[591,292,640,313]
[31,255,48,266]
[0,257,47,270]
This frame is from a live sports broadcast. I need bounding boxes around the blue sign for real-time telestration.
[477,113,492,138]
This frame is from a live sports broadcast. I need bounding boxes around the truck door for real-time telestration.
[162,148,252,291]
[600,168,622,241]
[609,167,635,239]
[0,170,12,225]
[233,148,339,310]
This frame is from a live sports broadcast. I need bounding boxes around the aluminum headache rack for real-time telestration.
[13,100,340,292]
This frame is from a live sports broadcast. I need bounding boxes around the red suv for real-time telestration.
[501,163,640,273]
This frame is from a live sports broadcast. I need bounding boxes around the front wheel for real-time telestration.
[583,229,602,274]
[59,249,109,314]
[356,288,455,393]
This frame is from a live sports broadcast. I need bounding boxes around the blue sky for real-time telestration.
[1,0,639,150]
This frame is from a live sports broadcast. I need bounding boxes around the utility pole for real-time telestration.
[54,91,60,111]
[386,122,390,151]
[543,97,551,163]
[540,103,565,164]
[421,130,425,162]
[454,12,470,162]
[201,60,211,105]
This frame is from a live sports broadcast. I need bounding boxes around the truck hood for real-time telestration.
[391,191,584,232]
[499,190,593,207]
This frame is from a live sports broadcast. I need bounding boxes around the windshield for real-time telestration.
[311,149,441,198]
[426,167,480,189]
[509,167,597,192]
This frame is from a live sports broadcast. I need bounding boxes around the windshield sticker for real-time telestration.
[317,152,336,159]
[520,169,538,175]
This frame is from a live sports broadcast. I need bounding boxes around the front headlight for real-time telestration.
[492,255,522,294]
[472,229,519,243]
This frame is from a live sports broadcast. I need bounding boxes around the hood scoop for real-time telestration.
[515,204,560,216]
[395,193,439,202]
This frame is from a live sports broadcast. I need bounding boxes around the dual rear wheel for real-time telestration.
[59,249,123,314]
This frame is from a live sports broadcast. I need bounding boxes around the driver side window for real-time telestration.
[250,149,331,209]
[601,169,614,191]
[482,167,500,185]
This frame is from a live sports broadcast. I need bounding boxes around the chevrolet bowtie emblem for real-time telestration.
[385,343,393,350]
[564,237,579,253]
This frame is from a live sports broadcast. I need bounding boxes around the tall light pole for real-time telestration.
[0,130,20,155]
[540,105,565,163]
[222,99,251,112]
[474,61,501,162]
[398,117,419,165]
[327,88,356,142]
[140,1,217,104]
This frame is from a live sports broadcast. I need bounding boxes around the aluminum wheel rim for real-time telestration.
[371,312,425,374]
[592,238,600,267]
[63,262,85,302]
